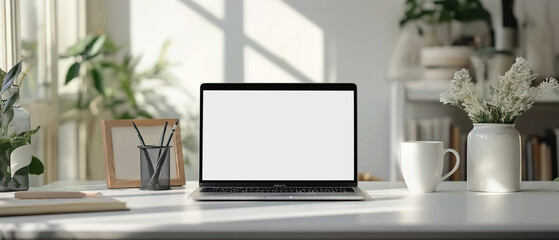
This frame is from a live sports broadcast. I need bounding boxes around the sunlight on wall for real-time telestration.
[244,0,324,83]
[192,0,225,20]
[129,0,329,179]
[244,46,298,83]
[56,0,81,96]
[130,0,224,106]
[129,0,226,179]
[58,122,79,181]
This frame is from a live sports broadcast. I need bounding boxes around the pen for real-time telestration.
[132,120,154,176]
[131,121,146,146]
[156,121,169,160]
[165,120,179,147]
[149,120,179,188]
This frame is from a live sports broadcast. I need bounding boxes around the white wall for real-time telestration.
[99,0,559,181]
[121,0,405,180]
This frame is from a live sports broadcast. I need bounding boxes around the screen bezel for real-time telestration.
[199,83,357,187]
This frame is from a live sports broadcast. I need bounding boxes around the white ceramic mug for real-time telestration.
[400,141,460,193]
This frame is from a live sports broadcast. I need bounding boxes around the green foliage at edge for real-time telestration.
[400,0,491,27]
[0,61,44,178]
[62,33,173,120]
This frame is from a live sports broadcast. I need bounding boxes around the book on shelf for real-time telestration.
[450,125,461,181]
[407,119,418,141]
[441,118,451,177]
[526,137,534,181]
[459,134,467,181]
[545,129,558,179]
[540,142,552,181]
[521,135,527,181]
[417,119,434,141]
[533,137,541,180]
[523,130,559,181]
[555,129,559,179]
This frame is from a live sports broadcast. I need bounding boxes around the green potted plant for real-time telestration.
[440,57,558,192]
[401,0,492,46]
[62,34,172,119]
[0,60,45,191]
[61,34,195,176]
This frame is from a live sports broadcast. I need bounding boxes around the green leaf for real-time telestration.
[84,35,106,58]
[85,51,102,60]
[1,60,22,94]
[102,35,120,54]
[11,136,27,150]
[117,74,137,108]
[438,9,453,22]
[0,136,11,148]
[3,107,14,130]
[28,156,44,175]
[0,69,6,83]
[3,88,20,113]
[99,61,120,70]
[116,112,134,119]
[104,99,126,108]
[64,36,91,57]
[65,62,81,84]
[90,67,105,95]
[137,110,153,119]
[25,126,40,136]
[0,136,11,178]
[11,127,41,148]
[554,177,559,182]
[16,126,40,144]
[13,166,29,176]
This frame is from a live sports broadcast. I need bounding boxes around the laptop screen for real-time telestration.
[201,85,355,182]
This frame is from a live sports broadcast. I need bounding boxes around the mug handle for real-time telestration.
[441,148,460,181]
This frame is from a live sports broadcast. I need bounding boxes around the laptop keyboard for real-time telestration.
[200,187,355,193]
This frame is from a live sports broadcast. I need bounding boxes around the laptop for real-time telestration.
[189,83,368,200]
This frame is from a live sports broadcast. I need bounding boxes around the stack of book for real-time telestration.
[523,129,559,181]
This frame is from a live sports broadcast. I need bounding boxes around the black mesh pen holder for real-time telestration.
[139,145,172,190]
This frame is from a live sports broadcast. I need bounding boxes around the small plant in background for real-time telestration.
[62,33,196,167]
[399,0,492,46]
[0,60,45,188]
[62,34,172,119]
[440,57,559,123]
[400,0,491,26]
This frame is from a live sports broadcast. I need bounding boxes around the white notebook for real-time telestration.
[0,197,127,216]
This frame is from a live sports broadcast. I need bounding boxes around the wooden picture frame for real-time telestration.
[101,119,186,188]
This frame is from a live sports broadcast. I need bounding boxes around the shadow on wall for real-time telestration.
[130,0,401,179]
[179,0,325,83]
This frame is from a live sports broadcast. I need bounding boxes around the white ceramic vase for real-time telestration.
[467,124,521,192]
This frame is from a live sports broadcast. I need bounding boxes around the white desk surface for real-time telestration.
[1,181,559,239]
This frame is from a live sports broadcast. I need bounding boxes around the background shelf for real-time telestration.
[390,80,559,181]
[404,80,559,103]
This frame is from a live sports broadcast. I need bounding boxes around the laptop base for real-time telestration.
[189,187,368,201]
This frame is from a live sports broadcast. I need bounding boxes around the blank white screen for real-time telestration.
[202,90,354,180]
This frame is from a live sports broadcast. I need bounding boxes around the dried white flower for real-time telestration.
[440,57,558,123]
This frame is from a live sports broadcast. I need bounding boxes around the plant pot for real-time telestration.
[0,166,29,192]
[467,123,521,192]
[0,106,32,192]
